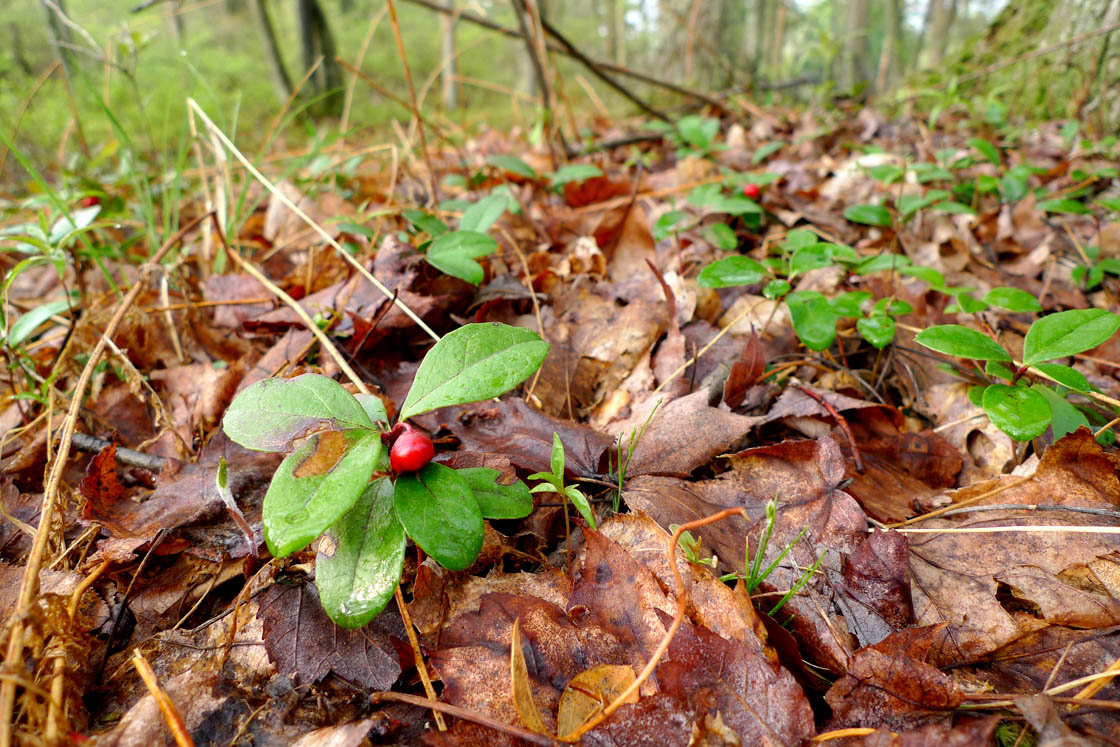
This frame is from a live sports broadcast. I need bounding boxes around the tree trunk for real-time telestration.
[298,0,344,116]
[249,0,293,101]
[841,0,871,92]
[875,0,904,91]
[40,0,76,79]
[927,0,957,67]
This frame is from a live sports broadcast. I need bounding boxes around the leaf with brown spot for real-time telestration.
[293,428,347,478]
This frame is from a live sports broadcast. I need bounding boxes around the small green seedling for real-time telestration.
[915,308,1120,442]
[401,191,513,285]
[222,322,549,627]
[528,433,596,529]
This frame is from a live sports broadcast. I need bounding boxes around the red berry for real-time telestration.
[742,183,760,200]
[79,195,101,208]
[389,426,434,473]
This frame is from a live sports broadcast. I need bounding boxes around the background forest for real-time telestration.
[4,0,1120,181]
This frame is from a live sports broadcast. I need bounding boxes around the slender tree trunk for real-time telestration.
[40,0,76,79]
[842,0,871,91]
[440,0,459,110]
[875,0,904,91]
[928,0,957,67]
[613,0,626,64]
[298,0,344,116]
[250,0,293,101]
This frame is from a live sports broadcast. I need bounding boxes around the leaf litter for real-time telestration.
[2,108,1120,744]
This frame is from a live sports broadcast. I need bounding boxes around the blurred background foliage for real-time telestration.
[2,0,1119,189]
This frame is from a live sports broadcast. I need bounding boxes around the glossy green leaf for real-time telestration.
[549,432,564,480]
[751,141,784,164]
[458,193,508,234]
[697,256,766,288]
[830,291,871,318]
[403,209,449,237]
[983,287,1041,313]
[1034,386,1089,442]
[316,477,405,628]
[1022,309,1120,365]
[263,429,382,557]
[868,164,904,183]
[855,253,910,274]
[784,229,818,250]
[1036,198,1091,215]
[1029,362,1091,393]
[857,315,895,349]
[425,230,498,285]
[968,137,1001,166]
[354,394,389,428]
[6,299,70,347]
[703,222,738,250]
[790,244,833,275]
[653,210,689,241]
[985,361,1014,382]
[223,374,375,452]
[872,298,913,317]
[1097,197,1120,212]
[982,385,1051,441]
[677,115,719,149]
[898,192,941,218]
[763,279,790,299]
[946,292,989,313]
[897,265,945,288]
[487,154,539,180]
[786,291,837,351]
[932,201,977,215]
[399,322,549,421]
[458,468,532,519]
[915,325,1011,361]
[843,204,892,227]
[968,385,986,408]
[393,463,483,571]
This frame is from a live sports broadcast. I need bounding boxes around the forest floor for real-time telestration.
[2,104,1120,746]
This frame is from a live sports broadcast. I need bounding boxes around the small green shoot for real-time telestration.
[528,433,597,530]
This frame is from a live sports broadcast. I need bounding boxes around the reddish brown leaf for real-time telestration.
[258,581,407,688]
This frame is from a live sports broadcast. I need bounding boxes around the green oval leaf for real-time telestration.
[1036,198,1091,215]
[457,468,532,519]
[914,325,1011,361]
[981,385,1051,442]
[393,463,483,571]
[843,204,892,227]
[1029,362,1091,393]
[830,291,872,318]
[1022,309,1120,365]
[263,430,382,557]
[458,193,509,234]
[968,137,1001,166]
[1034,386,1089,442]
[785,291,837,352]
[316,477,405,628]
[703,222,738,250]
[399,323,549,421]
[697,256,766,288]
[983,287,1042,313]
[6,300,70,347]
[790,244,833,275]
[223,374,375,452]
[857,316,895,349]
[487,154,539,180]
[425,230,498,285]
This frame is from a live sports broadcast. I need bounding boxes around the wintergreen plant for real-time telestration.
[915,309,1120,442]
[222,322,548,627]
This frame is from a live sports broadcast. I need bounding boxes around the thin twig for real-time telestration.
[131,650,195,747]
[795,385,864,472]
[370,691,557,745]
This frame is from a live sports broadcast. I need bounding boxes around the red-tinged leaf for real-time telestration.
[79,444,127,532]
